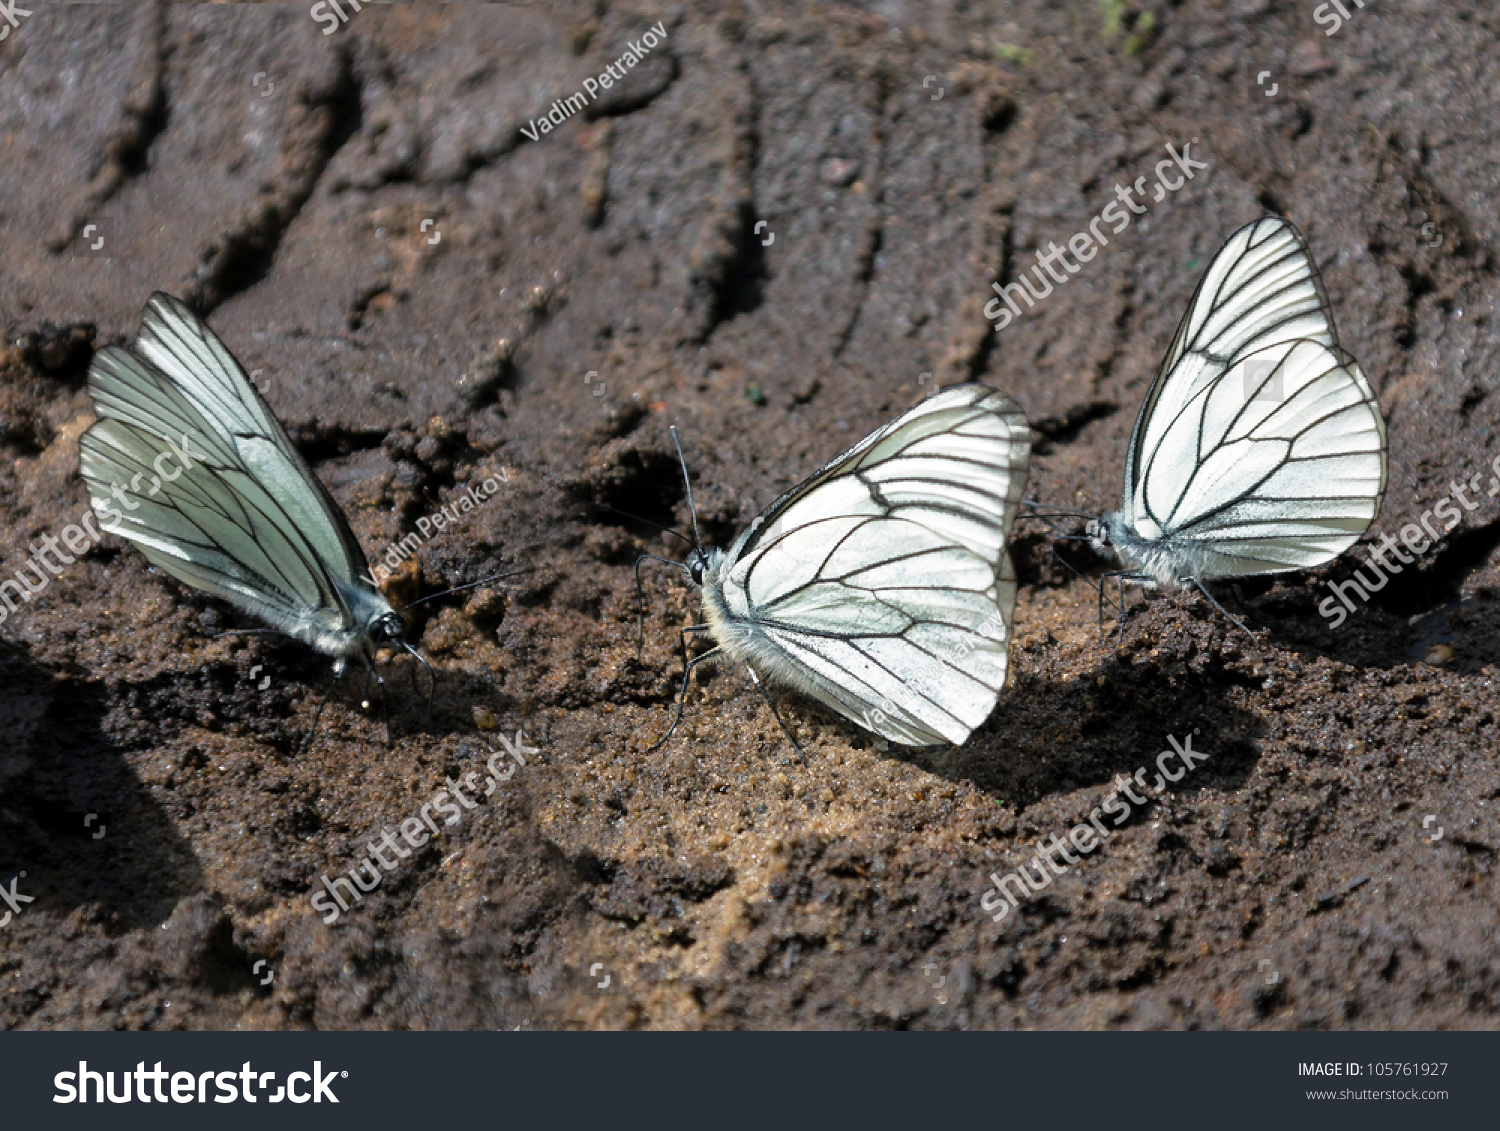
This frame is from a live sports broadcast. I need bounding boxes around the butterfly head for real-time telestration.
[368,609,407,646]
[684,546,726,588]
[687,548,711,586]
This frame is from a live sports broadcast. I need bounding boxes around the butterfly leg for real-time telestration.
[397,639,436,728]
[299,658,346,753]
[1095,570,1138,648]
[744,666,806,766]
[359,656,391,747]
[645,630,721,753]
[377,664,390,746]
[1189,578,1256,639]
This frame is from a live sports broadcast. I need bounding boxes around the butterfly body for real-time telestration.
[667,384,1030,748]
[1090,512,1225,589]
[697,546,819,694]
[79,292,410,678]
[1090,218,1387,602]
[304,590,405,665]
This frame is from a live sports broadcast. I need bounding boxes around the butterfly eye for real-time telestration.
[372,613,405,642]
[689,556,706,585]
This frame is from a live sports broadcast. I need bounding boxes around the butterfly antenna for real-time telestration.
[399,567,533,613]
[1020,498,1097,521]
[633,553,692,659]
[668,425,705,552]
[586,500,696,551]
[1021,509,1105,598]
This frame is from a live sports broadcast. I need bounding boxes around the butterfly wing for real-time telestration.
[78,293,390,656]
[711,384,1030,746]
[1119,218,1386,577]
[1123,216,1340,506]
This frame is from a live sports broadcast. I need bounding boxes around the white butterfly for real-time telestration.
[78,292,416,681]
[653,384,1031,749]
[1088,217,1387,618]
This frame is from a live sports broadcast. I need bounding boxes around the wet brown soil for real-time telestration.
[1,0,1498,1030]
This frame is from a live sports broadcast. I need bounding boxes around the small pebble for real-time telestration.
[821,158,859,185]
